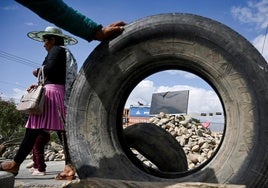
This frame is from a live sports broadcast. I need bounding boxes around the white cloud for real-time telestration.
[252,34,268,60]
[231,0,268,29]
[125,80,155,107]
[231,0,268,62]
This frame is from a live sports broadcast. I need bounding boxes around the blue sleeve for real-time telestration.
[16,0,103,42]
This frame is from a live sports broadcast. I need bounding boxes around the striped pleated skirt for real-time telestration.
[25,84,66,131]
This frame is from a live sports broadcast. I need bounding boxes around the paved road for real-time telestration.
[14,159,77,188]
[2,159,245,188]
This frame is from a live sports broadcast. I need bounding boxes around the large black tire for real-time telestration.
[124,123,188,172]
[66,13,268,187]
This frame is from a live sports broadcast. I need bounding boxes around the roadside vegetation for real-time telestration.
[0,98,27,156]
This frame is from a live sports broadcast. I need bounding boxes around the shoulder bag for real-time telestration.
[16,66,46,115]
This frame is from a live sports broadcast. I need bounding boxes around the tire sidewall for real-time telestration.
[67,13,268,186]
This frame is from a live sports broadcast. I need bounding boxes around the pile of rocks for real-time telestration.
[148,112,223,170]
[41,142,65,161]
[0,141,65,162]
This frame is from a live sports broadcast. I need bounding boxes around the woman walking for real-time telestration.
[0,26,77,178]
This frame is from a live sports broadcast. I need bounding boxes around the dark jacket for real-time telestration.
[42,46,66,85]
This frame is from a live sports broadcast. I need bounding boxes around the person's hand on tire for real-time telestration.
[94,21,126,41]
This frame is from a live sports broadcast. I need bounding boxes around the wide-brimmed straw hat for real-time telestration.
[27,26,78,45]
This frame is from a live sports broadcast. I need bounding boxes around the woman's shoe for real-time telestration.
[55,173,76,180]
[0,160,20,176]
[32,169,46,176]
[28,167,37,173]
[55,164,76,180]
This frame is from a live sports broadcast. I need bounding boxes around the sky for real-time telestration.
[1,0,268,124]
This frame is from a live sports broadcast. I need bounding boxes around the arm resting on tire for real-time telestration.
[16,0,102,42]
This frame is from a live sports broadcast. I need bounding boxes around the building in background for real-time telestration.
[123,105,151,126]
